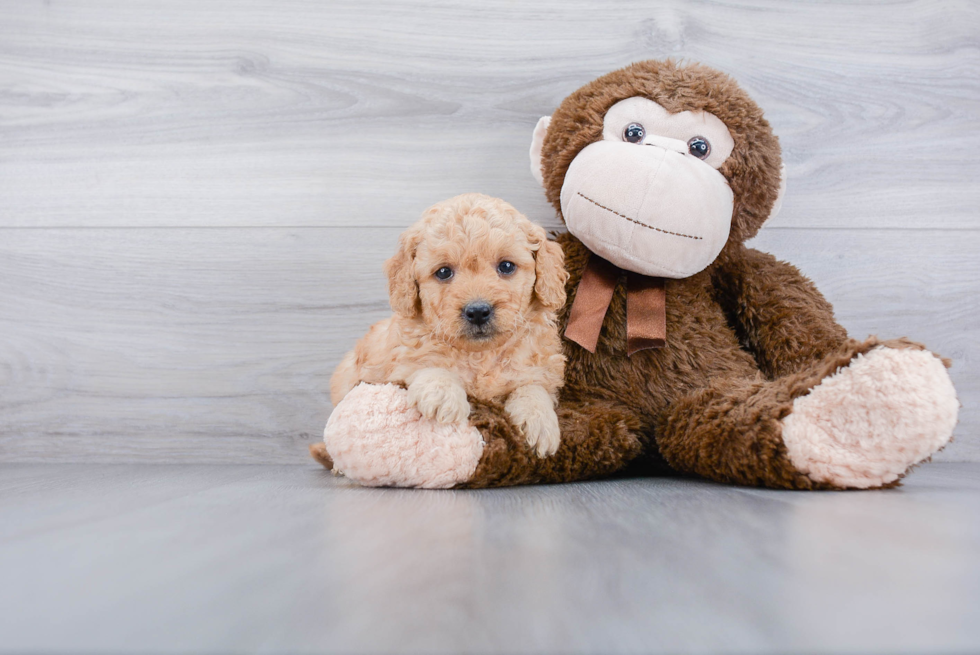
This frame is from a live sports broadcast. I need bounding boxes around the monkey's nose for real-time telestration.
[643,133,688,154]
[463,301,494,326]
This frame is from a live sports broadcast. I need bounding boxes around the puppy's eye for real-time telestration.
[434,266,454,281]
[623,123,644,144]
[497,261,517,276]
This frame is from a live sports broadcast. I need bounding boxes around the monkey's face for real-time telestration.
[530,61,785,279]
[559,96,736,278]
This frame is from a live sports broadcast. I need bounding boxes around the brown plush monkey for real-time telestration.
[315,60,958,490]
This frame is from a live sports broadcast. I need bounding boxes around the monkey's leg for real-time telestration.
[461,396,647,488]
[320,383,485,489]
[317,382,649,488]
[656,338,958,490]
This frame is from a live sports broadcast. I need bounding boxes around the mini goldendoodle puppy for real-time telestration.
[330,193,568,457]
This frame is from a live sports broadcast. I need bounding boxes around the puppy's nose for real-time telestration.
[463,301,494,326]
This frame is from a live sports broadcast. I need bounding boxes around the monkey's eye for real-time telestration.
[688,136,711,159]
[434,266,454,281]
[623,123,645,144]
[497,261,517,276]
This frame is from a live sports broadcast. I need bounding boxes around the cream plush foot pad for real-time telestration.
[323,382,485,489]
[782,347,959,489]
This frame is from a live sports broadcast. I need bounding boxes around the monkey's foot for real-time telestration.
[321,383,485,489]
[781,347,959,489]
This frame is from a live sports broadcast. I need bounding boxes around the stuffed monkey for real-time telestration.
[314,60,958,490]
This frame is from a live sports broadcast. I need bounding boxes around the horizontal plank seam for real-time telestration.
[1,226,979,232]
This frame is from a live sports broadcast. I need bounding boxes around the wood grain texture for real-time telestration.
[0,228,395,463]
[1,463,979,653]
[0,0,977,229]
[0,0,977,463]
[0,228,976,462]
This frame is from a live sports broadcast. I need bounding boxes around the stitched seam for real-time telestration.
[576,192,703,240]
[586,234,689,277]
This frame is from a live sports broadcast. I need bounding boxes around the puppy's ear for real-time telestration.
[519,220,567,312]
[533,238,568,312]
[384,225,423,318]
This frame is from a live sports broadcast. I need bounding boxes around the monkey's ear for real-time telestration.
[383,226,423,318]
[760,163,787,229]
[529,115,552,188]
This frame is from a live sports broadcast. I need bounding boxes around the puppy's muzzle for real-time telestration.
[463,301,494,327]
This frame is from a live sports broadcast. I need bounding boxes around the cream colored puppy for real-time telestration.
[331,193,568,457]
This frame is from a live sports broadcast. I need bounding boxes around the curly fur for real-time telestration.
[330,193,569,456]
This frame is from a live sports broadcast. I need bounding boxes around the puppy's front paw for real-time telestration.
[407,368,471,424]
[524,409,561,458]
[505,385,561,457]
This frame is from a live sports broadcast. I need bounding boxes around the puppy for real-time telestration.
[330,193,568,457]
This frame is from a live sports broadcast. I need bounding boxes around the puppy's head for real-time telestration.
[384,193,567,349]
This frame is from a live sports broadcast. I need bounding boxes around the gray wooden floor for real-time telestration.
[1,462,978,654]
[3,6,977,652]
[1,0,978,464]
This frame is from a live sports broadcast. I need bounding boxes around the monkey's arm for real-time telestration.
[712,245,850,379]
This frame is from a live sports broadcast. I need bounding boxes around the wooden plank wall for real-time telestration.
[1,0,977,463]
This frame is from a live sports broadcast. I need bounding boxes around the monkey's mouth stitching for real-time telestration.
[576,192,703,241]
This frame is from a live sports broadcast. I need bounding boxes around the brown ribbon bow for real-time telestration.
[564,255,666,356]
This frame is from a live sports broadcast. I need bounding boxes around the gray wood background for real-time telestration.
[1,0,977,463]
